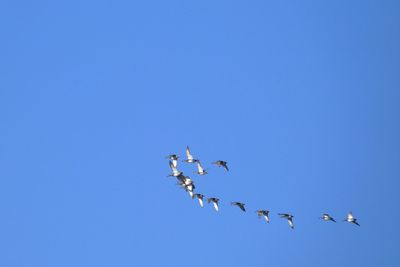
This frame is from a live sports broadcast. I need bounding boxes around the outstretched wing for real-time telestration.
[172,159,178,168]
[197,161,204,173]
[239,204,246,212]
[223,163,229,172]
[169,161,180,176]
[186,146,193,160]
[213,202,219,211]
[288,218,294,229]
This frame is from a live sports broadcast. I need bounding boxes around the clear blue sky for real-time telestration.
[1,1,399,266]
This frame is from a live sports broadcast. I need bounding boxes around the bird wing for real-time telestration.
[169,161,180,175]
[186,146,193,160]
[213,202,219,211]
[264,214,270,223]
[240,204,246,212]
[172,159,178,168]
[197,161,204,173]
[223,163,229,172]
[198,198,204,207]
[288,218,294,228]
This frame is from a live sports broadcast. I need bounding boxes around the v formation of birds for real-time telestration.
[166,146,360,229]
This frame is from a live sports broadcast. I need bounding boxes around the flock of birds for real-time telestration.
[166,146,360,229]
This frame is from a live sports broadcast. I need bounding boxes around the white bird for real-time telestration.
[256,210,270,223]
[321,213,336,222]
[213,160,229,172]
[196,161,208,175]
[192,193,204,207]
[344,211,360,226]
[168,160,182,177]
[207,197,220,211]
[278,213,294,229]
[166,154,179,168]
[183,146,198,163]
[231,202,246,212]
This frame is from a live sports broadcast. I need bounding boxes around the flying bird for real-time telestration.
[166,154,179,168]
[183,146,198,163]
[176,174,195,197]
[192,193,204,207]
[344,212,360,226]
[256,210,270,223]
[207,197,220,211]
[213,160,229,172]
[279,213,294,229]
[231,202,246,212]
[196,161,208,175]
[168,160,182,177]
[321,213,336,222]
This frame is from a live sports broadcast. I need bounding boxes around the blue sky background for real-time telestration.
[1,1,400,266]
